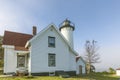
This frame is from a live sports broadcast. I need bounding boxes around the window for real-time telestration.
[48,36,55,47]
[17,55,25,67]
[48,54,56,67]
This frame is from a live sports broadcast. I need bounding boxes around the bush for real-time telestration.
[108,67,115,74]
[101,71,109,74]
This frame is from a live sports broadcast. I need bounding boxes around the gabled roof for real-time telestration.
[26,24,78,56]
[15,46,28,51]
[3,31,33,51]
[76,56,80,62]
[76,56,86,64]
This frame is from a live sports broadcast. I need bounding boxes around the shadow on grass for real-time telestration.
[72,73,120,80]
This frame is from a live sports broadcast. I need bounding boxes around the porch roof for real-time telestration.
[15,46,28,51]
[2,31,33,51]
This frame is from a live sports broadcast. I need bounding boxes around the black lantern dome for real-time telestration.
[59,19,75,31]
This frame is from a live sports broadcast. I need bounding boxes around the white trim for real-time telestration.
[16,54,28,73]
[76,56,86,64]
[2,45,15,49]
[15,51,29,54]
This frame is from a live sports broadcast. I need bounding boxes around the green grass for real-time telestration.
[0,73,120,80]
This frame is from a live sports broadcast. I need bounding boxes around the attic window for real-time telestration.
[48,36,55,47]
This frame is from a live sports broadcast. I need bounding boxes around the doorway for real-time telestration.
[79,65,82,74]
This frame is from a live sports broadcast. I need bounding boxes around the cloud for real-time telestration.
[0,0,59,35]
[0,8,20,35]
[0,0,43,35]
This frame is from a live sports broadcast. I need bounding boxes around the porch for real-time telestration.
[15,50,29,76]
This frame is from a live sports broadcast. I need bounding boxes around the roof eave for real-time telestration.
[25,41,30,48]
[70,48,79,56]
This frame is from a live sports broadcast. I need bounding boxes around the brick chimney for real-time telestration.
[33,26,37,36]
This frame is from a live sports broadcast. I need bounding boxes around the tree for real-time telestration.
[109,67,115,74]
[0,36,4,68]
[84,40,100,74]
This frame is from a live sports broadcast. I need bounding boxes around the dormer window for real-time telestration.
[48,36,55,47]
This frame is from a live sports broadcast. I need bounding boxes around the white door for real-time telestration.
[17,54,27,73]
[17,55,25,67]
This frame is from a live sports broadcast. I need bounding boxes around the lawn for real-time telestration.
[0,73,120,80]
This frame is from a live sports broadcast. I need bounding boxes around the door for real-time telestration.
[79,65,82,74]
[17,55,25,67]
[17,54,27,74]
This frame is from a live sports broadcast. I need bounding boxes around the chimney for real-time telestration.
[33,26,37,36]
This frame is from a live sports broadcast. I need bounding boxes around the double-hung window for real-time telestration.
[48,36,55,47]
[48,54,56,67]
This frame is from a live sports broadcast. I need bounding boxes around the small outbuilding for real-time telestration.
[116,68,120,76]
[76,56,86,75]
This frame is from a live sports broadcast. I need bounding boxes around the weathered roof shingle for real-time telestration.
[3,31,33,51]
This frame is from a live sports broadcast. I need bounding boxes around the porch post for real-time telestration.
[28,47,32,76]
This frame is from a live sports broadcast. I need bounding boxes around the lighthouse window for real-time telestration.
[48,36,55,47]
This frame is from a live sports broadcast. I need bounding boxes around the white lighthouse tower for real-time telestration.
[59,19,75,48]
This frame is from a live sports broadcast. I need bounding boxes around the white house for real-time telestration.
[116,68,120,76]
[2,19,86,76]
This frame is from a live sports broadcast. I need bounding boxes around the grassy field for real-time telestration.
[0,73,120,80]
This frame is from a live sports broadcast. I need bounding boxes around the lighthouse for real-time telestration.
[59,19,75,48]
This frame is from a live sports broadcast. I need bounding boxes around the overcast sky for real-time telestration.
[0,0,120,71]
